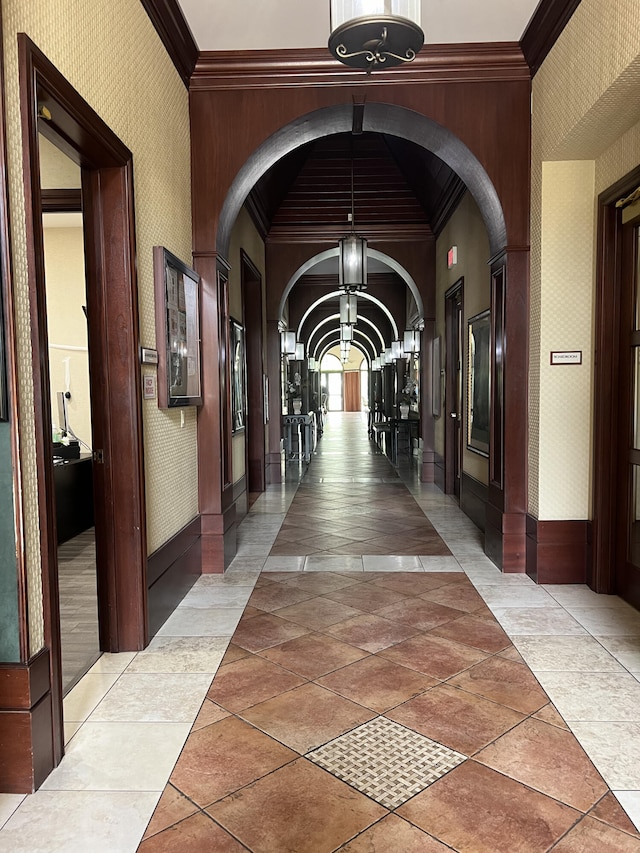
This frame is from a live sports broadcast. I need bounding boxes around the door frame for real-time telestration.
[445,278,464,496]
[593,164,640,597]
[18,36,148,763]
[241,250,266,493]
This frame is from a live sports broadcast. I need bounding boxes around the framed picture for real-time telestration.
[432,336,441,417]
[467,309,490,456]
[230,319,246,432]
[153,246,202,408]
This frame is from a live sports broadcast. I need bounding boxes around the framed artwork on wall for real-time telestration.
[467,309,490,456]
[153,246,202,408]
[230,318,246,432]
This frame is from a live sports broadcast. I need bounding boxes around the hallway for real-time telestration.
[1,414,640,851]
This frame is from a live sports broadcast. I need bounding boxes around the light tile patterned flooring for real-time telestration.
[1,412,640,851]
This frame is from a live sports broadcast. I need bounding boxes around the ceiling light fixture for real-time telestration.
[338,142,367,293]
[329,1,424,73]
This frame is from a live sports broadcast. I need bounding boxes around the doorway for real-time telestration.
[445,279,464,499]
[41,136,99,693]
[241,251,266,493]
[594,166,640,609]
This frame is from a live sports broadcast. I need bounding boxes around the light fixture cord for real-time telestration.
[350,142,355,234]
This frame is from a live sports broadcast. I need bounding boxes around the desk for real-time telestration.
[282,413,316,462]
[53,454,94,543]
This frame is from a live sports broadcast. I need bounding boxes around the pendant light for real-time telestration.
[338,142,367,293]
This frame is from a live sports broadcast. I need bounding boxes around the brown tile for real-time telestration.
[387,683,525,754]
[249,582,316,611]
[337,814,451,851]
[323,613,421,653]
[191,699,230,732]
[279,572,363,594]
[141,784,198,840]
[590,792,640,837]
[398,761,579,853]
[258,632,369,679]
[324,582,410,612]
[369,572,464,595]
[274,596,364,629]
[138,811,246,852]
[447,656,549,714]
[475,718,609,811]
[206,654,306,712]
[429,613,512,652]
[219,643,250,666]
[420,583,487,612]
[317,656,438,712]
[238,605,262,620]
[552,816,640,851]
[533,702,570,730]
[241,682,374,753]
[230,612,311,652]
[379,633,489,679]
[207,758,386,853]
[498,644,526,662]
[169,715,296,807]
[376,598,468,631]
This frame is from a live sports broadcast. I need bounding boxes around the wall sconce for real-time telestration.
[372,357,381,371]
[308,357,316,370]
[384,347,393,364]
[280,330,296,356]
[391,339,404,360]
[295,342,305,361]
[403,329,421,353]
[340,292,358,325]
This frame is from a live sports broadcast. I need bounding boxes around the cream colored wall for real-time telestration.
[3,0,193,654]
[43,224,92,449]
[530,0,640,519]
[435,192,491,485]
[227,207,267,485]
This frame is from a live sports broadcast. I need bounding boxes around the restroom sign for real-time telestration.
[550,351,582,365]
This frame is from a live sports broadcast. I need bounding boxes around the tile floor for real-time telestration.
[1,412,640,851]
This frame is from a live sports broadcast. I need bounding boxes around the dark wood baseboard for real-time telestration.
[0,649,54,793]
[485,504,527,572]
[460,473,488,532]
[434,452,445,492]
[526,516,591,584]
[147,516,201,637]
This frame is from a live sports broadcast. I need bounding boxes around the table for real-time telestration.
[282,412,316,463]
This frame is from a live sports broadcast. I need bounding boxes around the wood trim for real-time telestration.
[267,223,432,244]
[40,188,81,212]
[434,451,445,491]
[521,0,583,77]
[139,0,198,87]
[147,516,201,637]
[460,472,488,533]
[191,43,530,90]
[526,516,591,584]
[0,649,54,793]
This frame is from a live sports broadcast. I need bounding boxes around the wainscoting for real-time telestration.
[147,517,202,638]
[526,516,591,584]
[460,472,488,533]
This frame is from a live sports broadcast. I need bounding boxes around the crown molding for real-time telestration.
[520,0,582,76]
[139,0,198,87]
[191,43,530,91]
[266,223,432,244]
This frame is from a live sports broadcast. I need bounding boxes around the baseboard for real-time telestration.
[434,451,445,491]
[526,516,591,584]
[0,648,54,793]
[147,516,201,637]
[460,472,488,532]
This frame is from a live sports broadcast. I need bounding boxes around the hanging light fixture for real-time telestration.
[340,323,354,342]
[329,1,424,73]
[340,292,358,325]
[340,340,351,362]
[338,142,367,293]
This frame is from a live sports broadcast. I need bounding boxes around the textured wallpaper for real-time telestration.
[3,0,194,654]
[529,0,640,519]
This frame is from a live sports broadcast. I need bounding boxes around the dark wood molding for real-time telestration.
[267,223,432,244]
[139,0,198,87]
[434,451,445,492]
[460,472,488,533]
[521,0,582,76]
[192,43,530,90]
[40,188,81,212]
[147,516,201,637]
[526,515,591,584]
[0,649,54,792]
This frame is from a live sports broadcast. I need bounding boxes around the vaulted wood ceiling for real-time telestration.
[248,131,465,240]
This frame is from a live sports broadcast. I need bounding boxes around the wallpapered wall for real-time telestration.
[434,192,491,486]
[529,0,640,519]
[3,0,194,655]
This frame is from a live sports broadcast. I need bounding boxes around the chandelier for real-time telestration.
[329,1,424,72]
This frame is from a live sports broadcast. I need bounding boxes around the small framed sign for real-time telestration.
[550,351,582,365]
[143,374,157,400]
